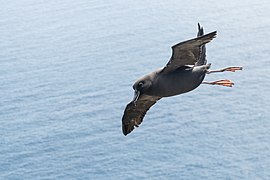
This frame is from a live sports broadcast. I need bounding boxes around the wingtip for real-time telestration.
[122,124,133,136]
[208,31,217,39]
[214,31,218,38]
[197,23,217,37]
[122,126,128,136]
[122,127,127,136]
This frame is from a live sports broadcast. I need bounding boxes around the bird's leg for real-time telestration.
[207,66,243,74]
[202,79,234,87]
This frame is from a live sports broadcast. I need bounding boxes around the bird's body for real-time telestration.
[152,65,210,97]
[137,65,209,98]
[122,24,242,136]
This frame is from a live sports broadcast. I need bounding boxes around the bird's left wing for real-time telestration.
[122,95,161,136]
[161,31,217,74]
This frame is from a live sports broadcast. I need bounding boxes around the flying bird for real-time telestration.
[122,24,242,136]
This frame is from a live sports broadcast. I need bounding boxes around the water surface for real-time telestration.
[1,0,270,179]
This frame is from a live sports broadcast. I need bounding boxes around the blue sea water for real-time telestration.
[1,0,270,179]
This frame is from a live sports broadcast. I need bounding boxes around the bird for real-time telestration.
[122,23,242,136]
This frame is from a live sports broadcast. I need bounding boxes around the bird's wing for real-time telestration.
[161,30,217,74]
[122,94,161,136]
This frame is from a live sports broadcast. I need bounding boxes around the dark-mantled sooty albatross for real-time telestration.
[122,23,242,136]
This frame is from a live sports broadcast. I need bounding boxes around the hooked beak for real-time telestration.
[132,90,140,104]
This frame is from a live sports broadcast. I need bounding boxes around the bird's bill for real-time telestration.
[132,90,140,103]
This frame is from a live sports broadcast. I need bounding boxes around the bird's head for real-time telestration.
[132,75,153,103]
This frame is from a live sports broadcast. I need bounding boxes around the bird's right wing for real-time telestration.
[122,95,161,136]
[161,30,217,74]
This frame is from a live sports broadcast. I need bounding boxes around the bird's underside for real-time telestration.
[122,23,242,136]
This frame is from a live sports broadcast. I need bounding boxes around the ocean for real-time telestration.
[1,0,270,179]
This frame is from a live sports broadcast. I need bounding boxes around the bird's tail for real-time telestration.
[197,23,204,37]
[196,23,207,66]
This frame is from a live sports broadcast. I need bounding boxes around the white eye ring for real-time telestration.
[138,82,144,87]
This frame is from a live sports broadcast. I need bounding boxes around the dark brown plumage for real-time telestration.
[122,95,160,135]
[122,24,242,136]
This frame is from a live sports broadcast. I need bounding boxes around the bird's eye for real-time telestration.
[138,82,144,87]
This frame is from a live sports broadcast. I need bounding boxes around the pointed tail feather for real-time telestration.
[196,23,207,66]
